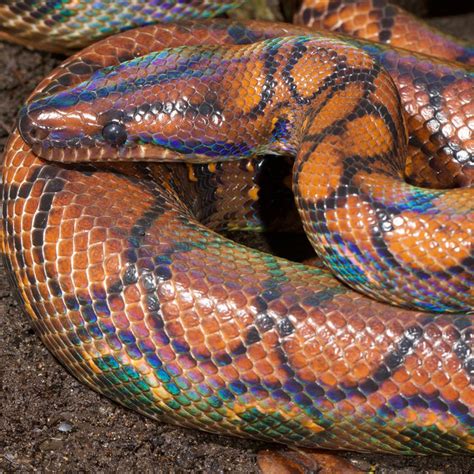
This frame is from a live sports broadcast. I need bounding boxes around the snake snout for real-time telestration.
[18,104,51,147]
[17,100,97,162]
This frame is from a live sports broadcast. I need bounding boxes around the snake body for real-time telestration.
[1,1,473,455]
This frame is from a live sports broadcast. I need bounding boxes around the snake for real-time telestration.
[1,0,473,455]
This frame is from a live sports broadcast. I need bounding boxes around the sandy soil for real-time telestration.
[1,3,473,473]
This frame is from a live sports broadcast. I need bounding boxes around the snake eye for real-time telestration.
[102,121,127,146]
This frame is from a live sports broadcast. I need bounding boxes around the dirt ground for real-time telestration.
[1,3,473,473]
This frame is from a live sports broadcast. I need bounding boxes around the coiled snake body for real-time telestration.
[1,0,473,455]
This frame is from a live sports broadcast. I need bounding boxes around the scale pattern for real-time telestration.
[1,5,473,457]
[296,0,474,65]
[0,0,242,52]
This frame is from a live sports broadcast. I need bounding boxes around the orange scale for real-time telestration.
[444,354,462,373]
[380,380,400,398]
[57,274,73,294]
[88,244,104,266]
[78,215,94,231]
[403,353,422,372]
[346,314,366,333]
[173,272,191,290]
[349,391,368,408]
[72,249,88,270]
[254,359,274,377]
[219,364,239,382]
[207,333,226,352]
[69,311,84,328]
[87,264,105,283]
[39,284,53,302]
[131,321,148,339]
[123,285,141,304]
[317,398,336,412]
[267,299,289,317]
[200,316,220,336]
[288,352,310,372]
[194,296,213,316]
[400,381,420,398]
[410,367,431,387]
[417,410,439,427]
[351,361,371,380]
[234,355,254,371]
[331,360,350,378]
[451,373,470,390]
[165,320,185,338]
[157,345,176,363]
[200,360,218,376]
[327,312,348,330]
[185,325,205,346]
[298,143,340,196]
[181,310,201,330]
[440,386,460,403]
[421,386,440,403]
[21,214,34,235]
[54,299,67,316]
[366,392,387,410]
[108,294,124,312]
[337,399,356,415]
[246,344,267,362]
[459,386,474,406]
[44,226,59,244]
[175,289,195,311]
[49,314,64,333]
[437,413,459,430]
[281,337,302,356]
[161,302,180,321]
[320,372,337,387]
[12,202,24,227]
[208,285,229,301]
[112,312,130,331]
[291,51,337,100]
[72,270,89,289]
[104,239,122,255]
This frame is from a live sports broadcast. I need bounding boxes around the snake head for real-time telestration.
[17,46,267,164]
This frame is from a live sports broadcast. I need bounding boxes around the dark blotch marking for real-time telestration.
[277,317,295,337]
[108,279,124,294]
[231,342,247,356]
[261,287,282,302]
[146,294,160,312]
[256,313,275,332]
[122,264,138,285]
[245,326,261,345]
[378,30,392,42]
[215,352,232,366]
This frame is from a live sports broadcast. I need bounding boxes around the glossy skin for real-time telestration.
[296,0,474,65]
[1,4,474,457]
[0,0,243,53]
[16,22,474,313]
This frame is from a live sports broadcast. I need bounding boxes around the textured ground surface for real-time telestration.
[1,3,474,473]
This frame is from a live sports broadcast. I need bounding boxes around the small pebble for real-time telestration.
[58,421,73,433]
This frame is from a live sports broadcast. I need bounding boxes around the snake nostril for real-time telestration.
[17,106,49,144]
